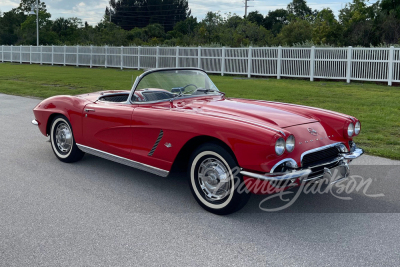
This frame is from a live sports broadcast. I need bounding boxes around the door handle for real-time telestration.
[84,109,95,112]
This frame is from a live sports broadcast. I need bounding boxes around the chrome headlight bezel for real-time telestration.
[286,135,295,153]
[338,143,348,153]
[275,137,286,156]
[347,123,354,137]
[354,121,361,135]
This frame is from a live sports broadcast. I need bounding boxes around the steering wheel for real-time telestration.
[180,84,198,95]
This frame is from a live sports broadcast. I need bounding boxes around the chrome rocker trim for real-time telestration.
[76,144,169,177]
[32,119,39,126]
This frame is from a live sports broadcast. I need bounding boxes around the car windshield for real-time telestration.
[132,69,220,102]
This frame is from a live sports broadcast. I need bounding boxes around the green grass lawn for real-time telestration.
[1,62,399,160]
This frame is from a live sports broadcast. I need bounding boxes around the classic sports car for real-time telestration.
[32,68,363,214]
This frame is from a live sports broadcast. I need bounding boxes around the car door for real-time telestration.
[82,102,134,157]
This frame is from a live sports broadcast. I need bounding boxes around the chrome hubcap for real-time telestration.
[198,158,231,201]
[55,123,72,153]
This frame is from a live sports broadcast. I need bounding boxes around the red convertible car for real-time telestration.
[32,68,363,214]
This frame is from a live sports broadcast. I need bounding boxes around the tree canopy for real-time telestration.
[0,0,399,47]
[106,0,190,32]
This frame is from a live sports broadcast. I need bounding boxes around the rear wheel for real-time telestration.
[188,143,250,215]
[50,115,84,163]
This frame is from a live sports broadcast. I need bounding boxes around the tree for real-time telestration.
[287,0,315,21]
[106,0,190,32]
[95,21,128,45]
[51,17,82,44]
[375,0,400,44]
[235,21,273,46]
[263,9,289,35]
[17,0,47,14]
[339,0,378,46]
[20,9,53,44]
[312,8,342,45]
[172,16,198,35]
[0,9,26,44]
[380,0,400,18]
[247,11,264,26]
[276,19,312,45]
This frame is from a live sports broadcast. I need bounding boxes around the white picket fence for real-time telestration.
[1,45,399,86]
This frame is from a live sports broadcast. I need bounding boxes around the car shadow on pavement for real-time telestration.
[64,155,400,215]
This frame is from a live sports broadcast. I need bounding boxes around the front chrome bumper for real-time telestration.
[240,169,312,182]
[340,147,364,160]
[240,146,364,183]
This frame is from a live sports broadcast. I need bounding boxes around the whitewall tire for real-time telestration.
[188,143,250,215]
[50,115,84,163]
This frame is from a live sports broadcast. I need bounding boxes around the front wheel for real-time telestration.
[188,143,250,215]
[50,115,84,163]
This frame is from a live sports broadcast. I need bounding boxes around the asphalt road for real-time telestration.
[1,93,400,266]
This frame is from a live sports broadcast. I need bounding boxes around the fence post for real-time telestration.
[1,45,3,62]
[20,45,22,64]
[105,45,108,68]
[51,45,54,65]
[40,45,43,65]
[221,46,226,76]
[121,46,124,70]
[137,46,141,70]
[310,46,315,82]
[346,46,352,83]
[90,45,93,68]
[388,46,394,86]
[76,45,79,67]
[176,46,179,68]
[63,45,66,66]
[198,46,201,68]
[30,45,32,64]
[277,46,282,79]
[10,45,13,63]
[156,46,159,69]
[247,46,252,78]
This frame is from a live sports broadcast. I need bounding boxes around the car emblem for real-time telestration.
[307,128,318,136]
[164,142,172,148]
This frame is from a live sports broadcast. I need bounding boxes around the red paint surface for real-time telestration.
[33,90,359,194]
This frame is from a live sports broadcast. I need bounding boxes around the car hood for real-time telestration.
[178,97,318,128]
[77,91,318,129]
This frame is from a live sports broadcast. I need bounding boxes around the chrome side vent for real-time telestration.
[148,130,164,156]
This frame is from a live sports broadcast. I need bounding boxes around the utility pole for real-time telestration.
[244,0,253,18]
[30,0,39,46]
[36,0,38,46]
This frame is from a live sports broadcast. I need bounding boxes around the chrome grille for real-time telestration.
[302,146,340,168]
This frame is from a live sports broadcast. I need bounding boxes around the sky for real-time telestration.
[1,0,379,26]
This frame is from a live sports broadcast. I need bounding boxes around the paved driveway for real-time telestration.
[1,93,399,266]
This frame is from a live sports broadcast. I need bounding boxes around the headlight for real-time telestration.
[347,123,354,137]
[354,121,361,135]
[286,135,295,152]
[275,138,285,156]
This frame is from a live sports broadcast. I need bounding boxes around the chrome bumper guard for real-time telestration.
[340,147,364,160]
[32,119,38,126]
[241,146,364,183]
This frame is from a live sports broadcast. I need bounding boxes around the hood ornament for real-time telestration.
[307,128,318,136]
